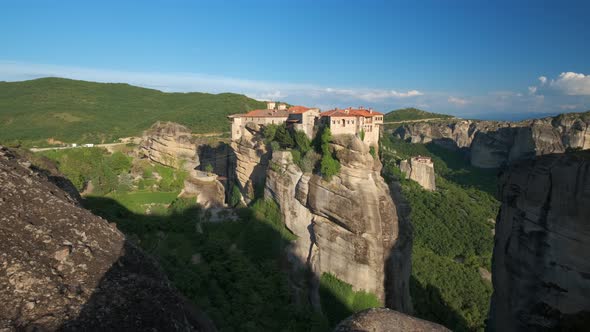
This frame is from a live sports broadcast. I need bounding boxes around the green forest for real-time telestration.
[0,77,265,146]
[384,108,454,122]
[380,135,499,331]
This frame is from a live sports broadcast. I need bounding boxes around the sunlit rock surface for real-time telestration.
[395,112,590,168]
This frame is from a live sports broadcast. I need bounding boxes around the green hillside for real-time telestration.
[384,108,454,122]
[0,77,266,146]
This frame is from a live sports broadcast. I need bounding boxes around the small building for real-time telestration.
[319,107,384,146]
[286,106,320,138]
[71,143,78,148]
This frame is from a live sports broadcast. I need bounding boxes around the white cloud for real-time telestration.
[0,60,424,108]
[538,76,547,85]
[528,86,537,95]
[549,72,590,95]
[448,96,469,106]
[321,88,423,101]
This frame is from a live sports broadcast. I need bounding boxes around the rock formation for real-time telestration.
[0,146,215,331]
[400,156,436,191]
[264,135,412,312]
[394,112,590,168]
[334,308,450,332]
[140,121,200,174]
[140,121,226,207]
[488,150,590,331]
[231,122,270,202]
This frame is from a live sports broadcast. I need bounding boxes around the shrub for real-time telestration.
[229,184,242,207]
[270,141,280,152]
[369,146,376,159]
[301,150,321,173]
[359,129,365,141]
[319,273,380,327]
[320,154,340,181]
[262,124,278,142]
[293,130,311,153]
[291,149,302,168]
[274,124,294,148]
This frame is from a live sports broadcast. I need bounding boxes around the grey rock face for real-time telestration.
[395,112,590,168]
[334,308,450,332]
[264,136,412,312]
[0,146,214,331]
[140,121,200,173]
[400,157,436,191]
[488,150,590,331]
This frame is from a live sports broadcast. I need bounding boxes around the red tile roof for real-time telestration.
[320,108,383,118]
[288,105,313,114]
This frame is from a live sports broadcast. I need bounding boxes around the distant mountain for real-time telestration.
[384,108,454,122]
[0,77,266,146]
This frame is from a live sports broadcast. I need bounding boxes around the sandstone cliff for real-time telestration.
[0,146,214,331]
[140,121,200,174]
[394,112,590,168]
[231,122,269,202]
[264,135,412,312]
[334,308,450,332]
[140,122,226,208]
[400,157,436,191]
[488,150,590,331]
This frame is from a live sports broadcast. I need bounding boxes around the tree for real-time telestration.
[293,130,311,153]
[274,124,294,148]
[205,163,214,175]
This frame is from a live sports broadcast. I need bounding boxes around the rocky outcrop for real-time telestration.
[181,175,226,208]
[395,112,590,168]
[488,150,590,331]
[231,123,269,202]
[0,146,214,331]
[141,122,227,207]
[400,157,436,191]
[265,135,412,312]
[140,121,200,174]
[334,308,450,332]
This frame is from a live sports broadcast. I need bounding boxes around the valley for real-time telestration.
[1,79,589,331]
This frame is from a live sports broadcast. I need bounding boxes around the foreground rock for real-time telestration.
[334,308,450,332]
[488,150,590,331]
[395,112,590,168]
[265,135,412,312]
[400,156,436,191]
[0,146,214,331]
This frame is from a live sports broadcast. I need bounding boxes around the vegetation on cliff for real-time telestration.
[0,77,265,146]
[381,135,499,331]
[384,108,454,122]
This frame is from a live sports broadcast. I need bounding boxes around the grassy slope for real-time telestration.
[0,77,266,145]
[384,108,454,122]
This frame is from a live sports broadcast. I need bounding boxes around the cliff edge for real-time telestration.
[395,112,590,168]
[264,135,412,312]
[488,150,590,331]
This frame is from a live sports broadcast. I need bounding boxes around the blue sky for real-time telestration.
[1,0,589,119]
